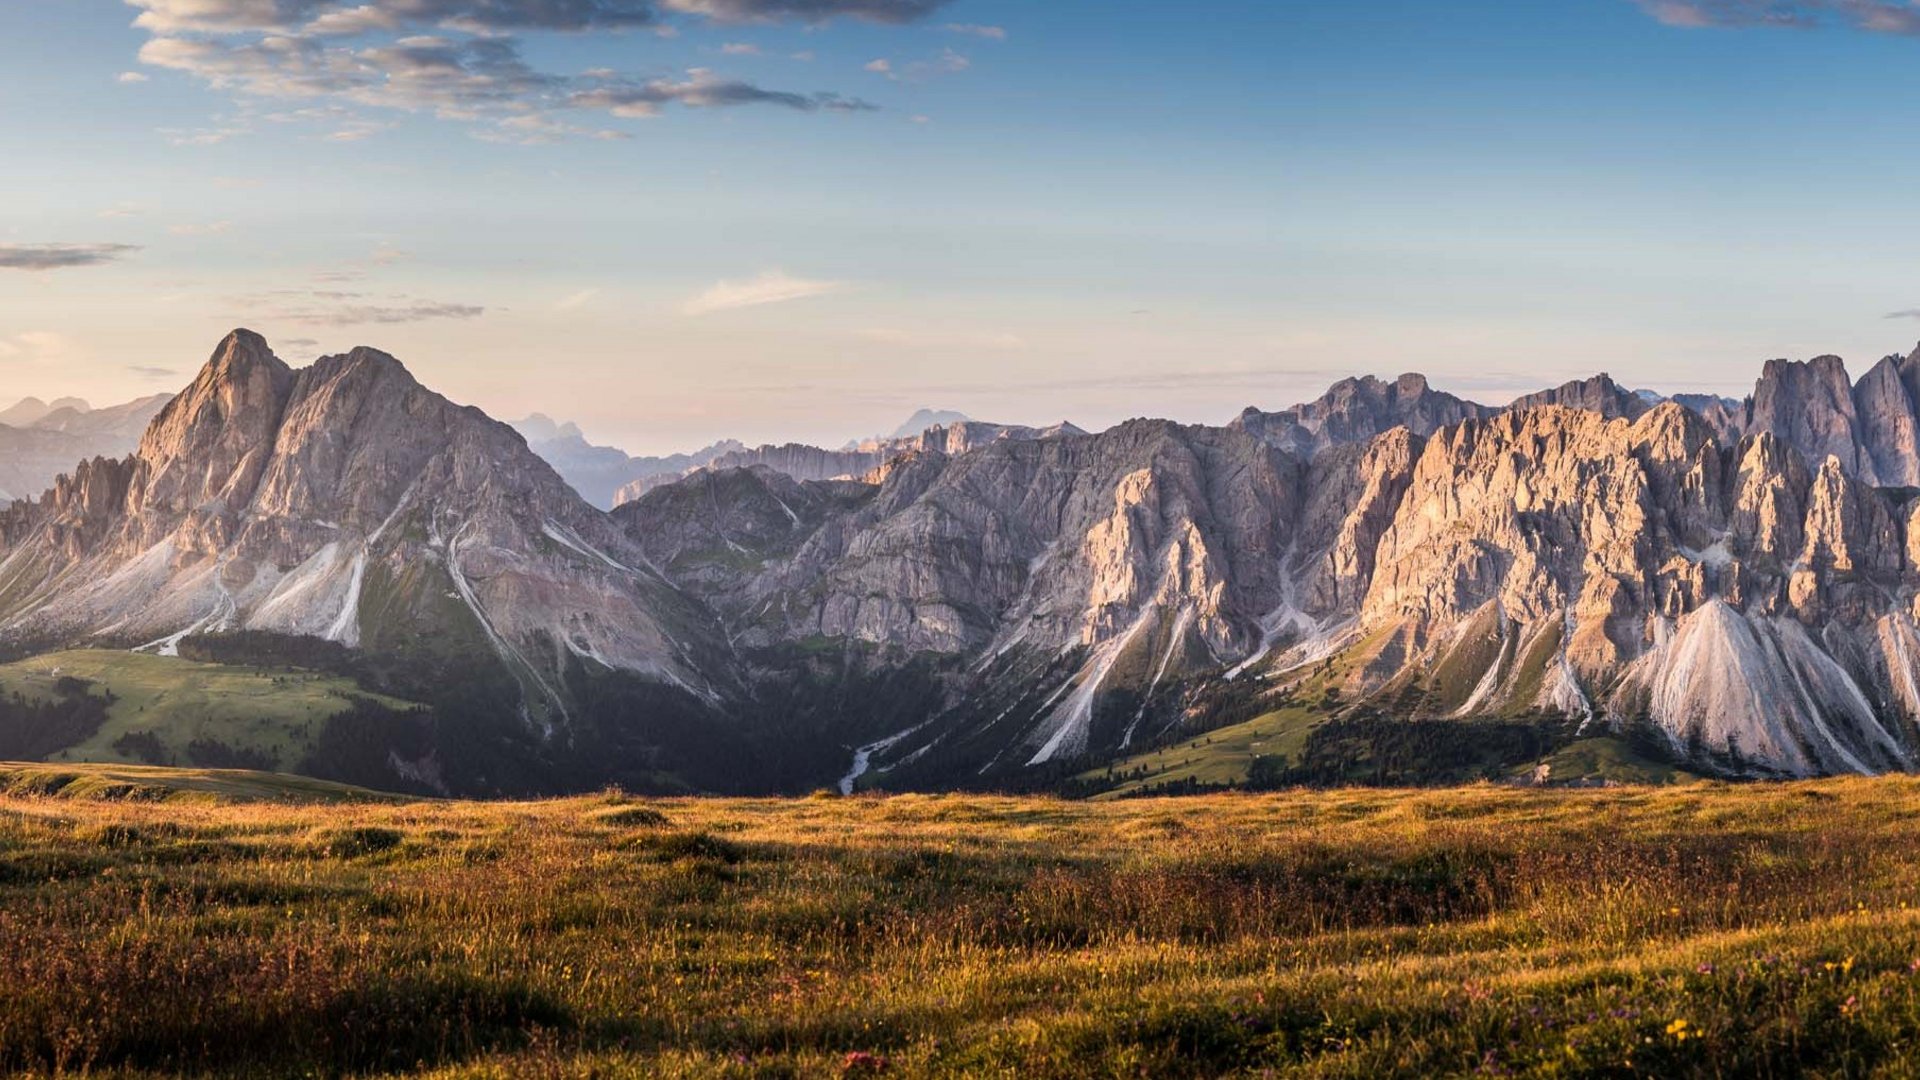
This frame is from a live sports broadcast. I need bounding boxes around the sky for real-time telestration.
[4,0,1920,455]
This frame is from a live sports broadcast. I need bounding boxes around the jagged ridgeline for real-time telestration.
[8,329,1920,795]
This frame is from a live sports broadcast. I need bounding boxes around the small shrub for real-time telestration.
[592,805,671,829]
[307,825,406,859]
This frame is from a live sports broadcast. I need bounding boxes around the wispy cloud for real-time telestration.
[124,0,937,140]
[942,22,1005,39]
[0,332,84,365]
[244,288,486,326]
[168,220,234,236]
[569,69,876,116]
[555,288,603,311]
[1636,0,1920,34]
[117,70,151,83]
[127,365,179,379]
[855,327,1026,350]
[126,0,951,33]
[865,47,969,81]
[685,270,844,315]
[1886,309,1920,319]
[0,244,140,271]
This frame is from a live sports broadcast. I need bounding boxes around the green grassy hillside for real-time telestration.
[1081,700,1324,798]
[0,760,397,803]
[0,649,419,773]
[5,776,1920,1075]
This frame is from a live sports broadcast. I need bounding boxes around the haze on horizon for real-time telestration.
[4,0,1920,456]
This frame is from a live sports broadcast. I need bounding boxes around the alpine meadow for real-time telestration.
[9,0,1920,1076]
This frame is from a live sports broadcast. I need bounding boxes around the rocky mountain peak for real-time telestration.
[134,329,296,523]
[1508,372,1647,421]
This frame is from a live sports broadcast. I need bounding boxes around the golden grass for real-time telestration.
[6,775,1920,1075]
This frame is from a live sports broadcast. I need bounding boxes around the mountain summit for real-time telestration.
[0,331,723,716]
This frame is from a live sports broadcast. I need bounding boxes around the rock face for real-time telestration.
[0,331,724,718]
[1507,373,1649,420]
[1743,346,1920,487]
[1231,373,1491,458]
[612,342,1920,784]
[16,330,1920,790]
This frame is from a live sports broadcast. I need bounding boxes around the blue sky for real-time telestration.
[2,0,1920,453]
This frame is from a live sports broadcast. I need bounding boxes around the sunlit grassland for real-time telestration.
[8,771,1920,1076]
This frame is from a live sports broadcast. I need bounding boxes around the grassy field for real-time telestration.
[0,649,418,771]
[7,771,1920,1075]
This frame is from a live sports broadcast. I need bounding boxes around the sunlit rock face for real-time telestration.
[619,346,1920,780]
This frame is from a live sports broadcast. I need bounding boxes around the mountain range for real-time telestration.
[8,330,1920,795]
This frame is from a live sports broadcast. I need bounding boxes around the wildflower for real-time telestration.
[842,1051,891,1073]
[1666,1018,1691,1042]
[1841,995,1860,1017]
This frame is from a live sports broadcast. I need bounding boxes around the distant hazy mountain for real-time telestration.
[611,415,1086,506]
[515,407,987,510]
[0,393,170,502]
[511,413,744,510]
[0,396,89,428]
[873,408,970,445]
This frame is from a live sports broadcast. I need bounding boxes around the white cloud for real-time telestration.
[720,42,760,54]
[168,220,235,236]
[118,71,151,83]
[241,287,486,325]
[684,270,844,315]
[0,332,83,366]
[868,47,967,82]
[942,22,1004,39]
[555,287,602,310]
[160,123,250,146]
[1635,0,1920,33]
